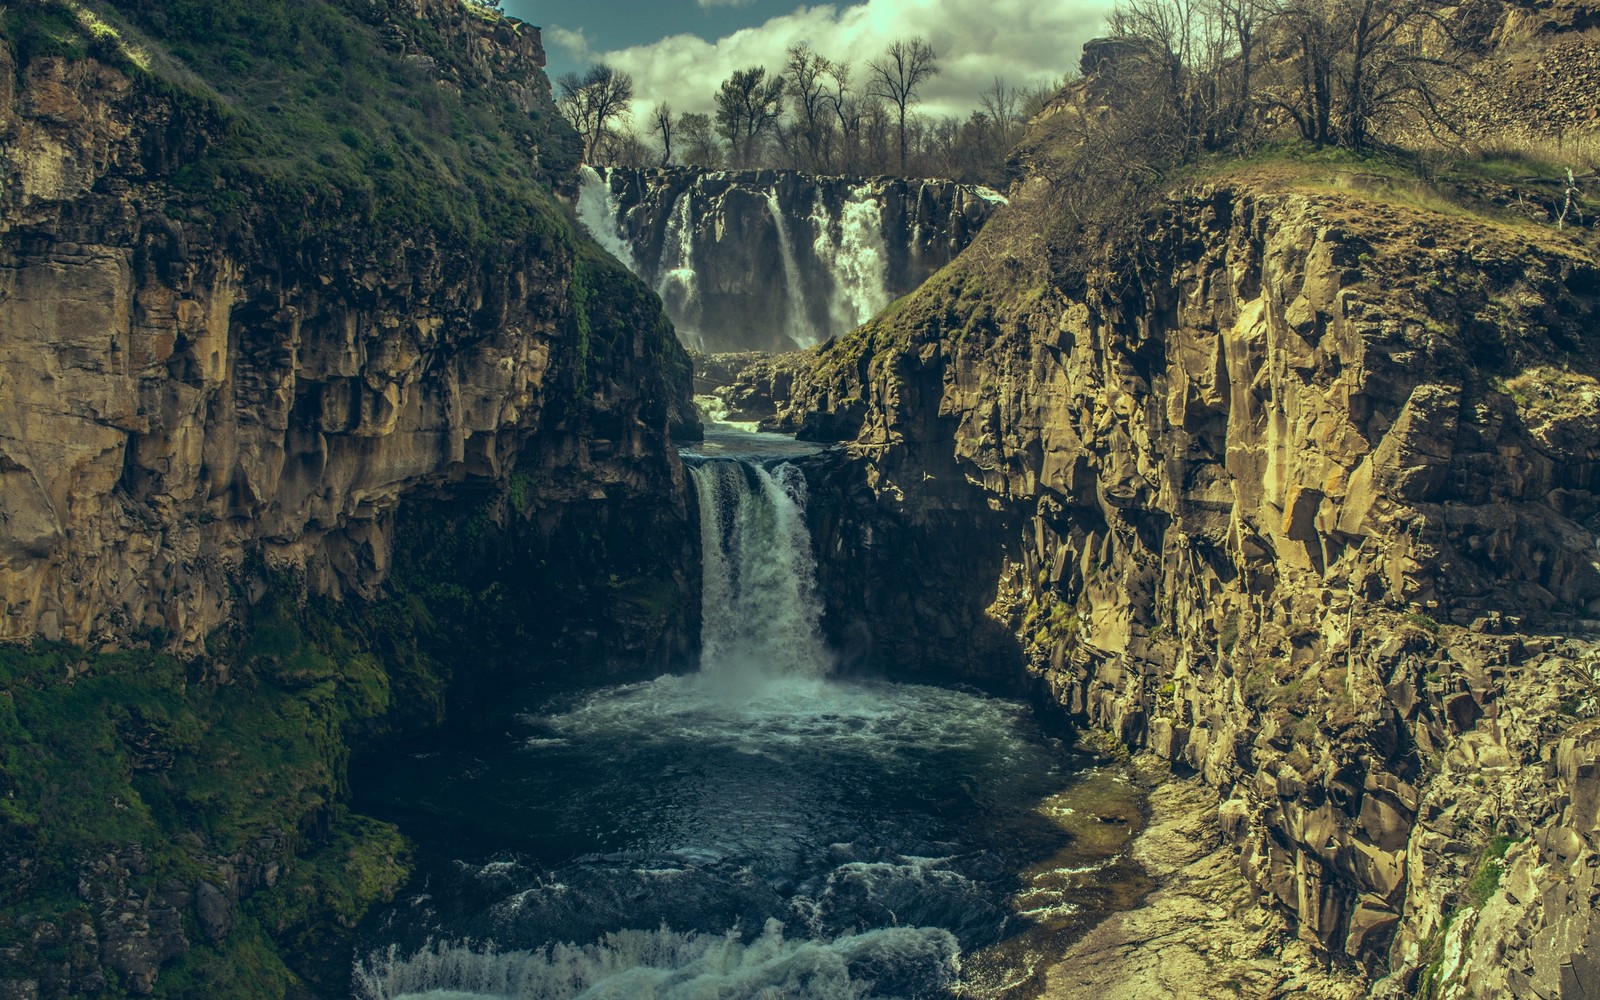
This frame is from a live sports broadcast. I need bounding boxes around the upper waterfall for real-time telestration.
[576,167,1005,354]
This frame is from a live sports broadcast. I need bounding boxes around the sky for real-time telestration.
[500,0,1117,125]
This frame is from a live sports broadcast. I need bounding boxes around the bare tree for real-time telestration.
[1265,0,1461,151]
[867,37,940,172]
[786,43,834,172]
[823,62,862,174]
[1020,75,1071,118]
[557,65,635,165]
[979,77,1022,154]
[1219,0,1263,136]
[861,97,894,174]
[715,66,787,168]
[1108,0,1244,160]
[677,112,722,168]
[650,102,674,165]
[603,127,654,168]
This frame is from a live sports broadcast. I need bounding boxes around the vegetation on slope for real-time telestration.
[1,0,580,247]
[0,0,698,994]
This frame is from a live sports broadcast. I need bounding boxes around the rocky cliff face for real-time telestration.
[745,170,1600,990]
[0,1,692,656]
[0,3,697,995]
[579,166,1003,353]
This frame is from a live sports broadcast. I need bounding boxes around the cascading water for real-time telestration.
[574,166,639,272]
[351,419,1144,1000]
[573,168,1001,354]
[654,191,704,350]
[692,460,828,680]
[763,193,819,349]
[814,185,892,333]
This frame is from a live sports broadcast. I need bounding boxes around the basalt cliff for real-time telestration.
[727,83,1600,1000]
[0,1,696,995]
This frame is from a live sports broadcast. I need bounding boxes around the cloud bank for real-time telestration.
[561,0,1114,126]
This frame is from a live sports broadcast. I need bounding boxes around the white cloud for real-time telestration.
[597,0,1113,124]
[546,25,591,63]
[698,0,756,7]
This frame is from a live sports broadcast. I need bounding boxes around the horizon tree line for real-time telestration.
[557,38,1063,185]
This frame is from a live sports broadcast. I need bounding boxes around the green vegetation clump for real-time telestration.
[1219,611,1241,652]
[566,237,694,402]
[1403,611,1443,636]
[1416,831,1521,999]
[0,625,414,997]
[1020,592,1081,669]
[1466,832,1518,909]
[2,0,581,249]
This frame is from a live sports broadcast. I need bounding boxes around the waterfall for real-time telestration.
[574,165,638,271]
[572,168,1002,353]
[656,190,704,350]
[764,191,818,349]
[813,185,891,334]
[691,460,829,681]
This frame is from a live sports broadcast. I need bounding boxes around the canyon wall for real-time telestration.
[579,166,1003,353]
[746,173,1600,991]
[0,3,698,995]
[0,1,693,657]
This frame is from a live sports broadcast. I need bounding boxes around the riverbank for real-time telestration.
[1044,760,1366,999]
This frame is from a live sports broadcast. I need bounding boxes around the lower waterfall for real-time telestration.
[691,459,828,681]
[351,428,1144,1000]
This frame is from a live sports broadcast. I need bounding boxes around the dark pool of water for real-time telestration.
[349,670,1146,999]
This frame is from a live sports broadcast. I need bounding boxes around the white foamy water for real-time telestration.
[574,166,639,272]
[654,191,703,350]
[533,672,1038,768]
[813,186,890,332]
[764,192,819,348]
[355,920,959,1000]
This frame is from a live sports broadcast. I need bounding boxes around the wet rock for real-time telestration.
[1046,771,1364,998]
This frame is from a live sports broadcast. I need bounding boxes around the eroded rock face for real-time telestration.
[0,4,698,995]
[0,13,691,654]
[758,178,1600,982]
[587,167,1003,353]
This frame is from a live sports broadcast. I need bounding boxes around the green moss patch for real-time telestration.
[0,598,425,995]
[4,0,580,250]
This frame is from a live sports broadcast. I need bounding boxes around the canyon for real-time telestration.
[2,0,1600,997]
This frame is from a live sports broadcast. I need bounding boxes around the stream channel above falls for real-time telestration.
[349,408,1152,999]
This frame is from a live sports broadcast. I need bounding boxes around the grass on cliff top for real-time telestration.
[1,0,580,248]
[1174,141,1596,253]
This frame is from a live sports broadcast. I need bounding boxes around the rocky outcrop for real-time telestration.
[0,2,697,996]
[751,169,1600,987]
[1045,766,1364,999]
[580,166,1003,353]
[1377,644,1600,997]
[0,2,692,655]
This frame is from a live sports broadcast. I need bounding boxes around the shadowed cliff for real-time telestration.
[0,1,699,994]
[730,44,1600,995]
